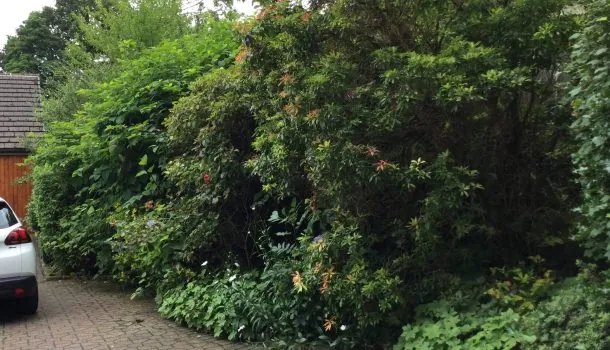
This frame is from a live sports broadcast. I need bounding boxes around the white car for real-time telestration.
[0,198,37,314]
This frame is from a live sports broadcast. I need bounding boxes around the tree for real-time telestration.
[0,0,98,86]
[53,0,98,41]
[78,0,189,61]
[0,9,65,83]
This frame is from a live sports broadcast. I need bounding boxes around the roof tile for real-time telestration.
[0,74,43,152]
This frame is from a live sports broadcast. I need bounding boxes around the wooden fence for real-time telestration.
[0,155,31,219]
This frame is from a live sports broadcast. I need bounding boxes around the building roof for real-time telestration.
[0,74,43,153]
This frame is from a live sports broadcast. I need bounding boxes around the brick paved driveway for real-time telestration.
[0,278,250,350]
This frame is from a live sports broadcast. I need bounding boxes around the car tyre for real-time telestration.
[21,284,38,314]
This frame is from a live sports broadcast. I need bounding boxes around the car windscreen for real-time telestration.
[0,202,18,229]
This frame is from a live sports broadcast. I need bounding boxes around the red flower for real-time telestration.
[375,160,390,172]
[235,47,248,64]
[283,103,300,116]
[302,12,312,23]
[203,173,211,185]
[306,108,321,120]
[255,8,269,20]
[366,146,379,157]
[279,74,295,84]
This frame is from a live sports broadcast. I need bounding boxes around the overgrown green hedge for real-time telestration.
[29,18,239,273]
[26,0,610,348]
[393,2,610,349]
[571,0,610,261]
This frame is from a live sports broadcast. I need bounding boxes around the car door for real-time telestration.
[0,202,22,276]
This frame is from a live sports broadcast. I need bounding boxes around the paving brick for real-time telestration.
[0,279,251,350]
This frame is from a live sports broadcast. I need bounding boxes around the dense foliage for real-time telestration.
[394,263,610,350]
[29,15,238,273]
[571,0,610,261]
[78,0,189,60]
[520,268,610,349]
[22,0,610,348]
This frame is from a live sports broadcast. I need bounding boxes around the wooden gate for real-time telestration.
[0,155,31,219]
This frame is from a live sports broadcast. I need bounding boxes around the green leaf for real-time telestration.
[139,154,148,166]
[269,210,280,222]
[521,335,536,343]
[592,136,605,147]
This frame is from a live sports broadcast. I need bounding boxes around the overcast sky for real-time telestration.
[0,0,256,49]
[0,0,56,48]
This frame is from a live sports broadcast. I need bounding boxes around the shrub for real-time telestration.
[394,301,535,350]
[159,271,254,341]
[520,266,610,350]
[570,0,610,260]
[393,264,610,350]
[29,0,589,347]
[29,18,239,274]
